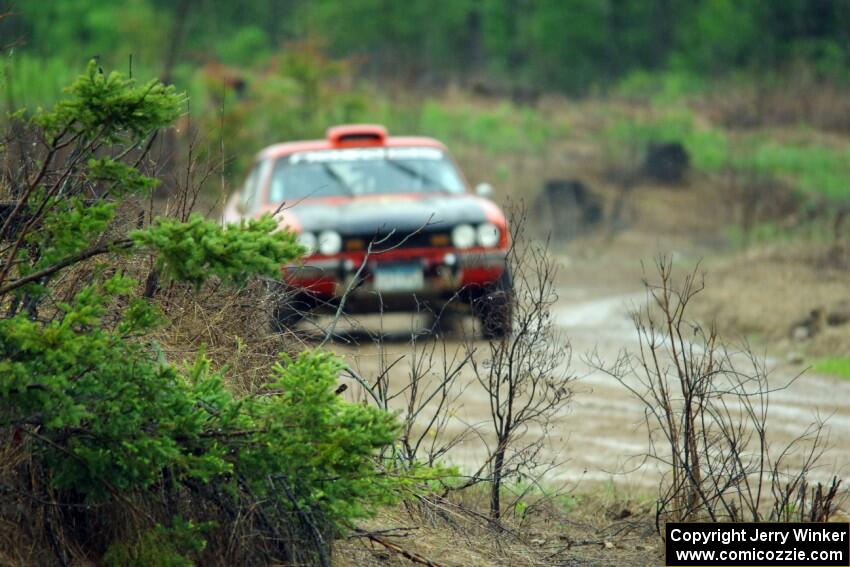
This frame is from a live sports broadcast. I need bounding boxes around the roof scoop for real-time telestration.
[326,124,388,147]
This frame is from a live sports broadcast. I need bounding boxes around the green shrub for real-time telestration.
[0,60,405,565]
[132,214,302,287]
[103,518,211,567]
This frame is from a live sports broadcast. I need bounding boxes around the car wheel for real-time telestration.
[473,270,513,340]
[268,283,314,333]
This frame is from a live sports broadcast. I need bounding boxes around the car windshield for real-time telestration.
[268,147,466,201]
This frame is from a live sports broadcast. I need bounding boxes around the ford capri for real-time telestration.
[224,124,512,337]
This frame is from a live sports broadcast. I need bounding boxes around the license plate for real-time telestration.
[373,264,424,292]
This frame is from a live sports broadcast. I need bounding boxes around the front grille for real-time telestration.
[343,229,450,251]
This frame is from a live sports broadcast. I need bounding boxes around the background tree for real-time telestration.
[6,0,850,101]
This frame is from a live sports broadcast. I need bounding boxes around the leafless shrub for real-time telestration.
[344,310,476,471]
[391,329,475,470]
[333,208,575,525]
[591,257,844,530]
[465,207,575,520]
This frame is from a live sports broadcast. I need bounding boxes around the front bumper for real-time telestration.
[282,247,507,305]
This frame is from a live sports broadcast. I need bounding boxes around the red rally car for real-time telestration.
[224,124,512,337]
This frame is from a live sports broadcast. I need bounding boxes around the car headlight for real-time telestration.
[318,230,342,255]
[297,232,317,255]
[477,222,500,247]
[451,224,476,249]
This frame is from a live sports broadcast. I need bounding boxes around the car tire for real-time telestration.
[268,282,314,333]
[473,270,513,340]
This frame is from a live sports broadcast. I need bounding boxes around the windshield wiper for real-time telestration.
[385,159,445,192]
[321,163,356,196]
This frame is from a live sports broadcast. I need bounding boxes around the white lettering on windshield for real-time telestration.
[289,147,444,164]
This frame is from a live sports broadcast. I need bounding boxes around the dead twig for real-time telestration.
[363,532,445,567]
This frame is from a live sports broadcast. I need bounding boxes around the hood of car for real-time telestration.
[283,193,498,235]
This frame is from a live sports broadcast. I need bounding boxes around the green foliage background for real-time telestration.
[4,0,850,96]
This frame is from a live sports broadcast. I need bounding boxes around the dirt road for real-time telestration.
[330,248,850,494]
[557,287,850,491]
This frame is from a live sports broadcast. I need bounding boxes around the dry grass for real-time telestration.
[0,439,41,567]
[698,69,850,134]
[334,490,660,567]
[149,279,302,393]
[691,241,850,357]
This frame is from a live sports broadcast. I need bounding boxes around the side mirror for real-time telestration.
[475,182,494,198]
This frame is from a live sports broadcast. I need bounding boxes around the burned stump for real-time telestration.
[643,142,690,184]
[535,179,602,241]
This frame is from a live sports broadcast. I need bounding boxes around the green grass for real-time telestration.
[1,54,168,116]
[615,68,707,105]
[422,101,556,154]
[737,141,850,202]
[378,99,559,155]
[811,357,850,380]
[0,54,80,111]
